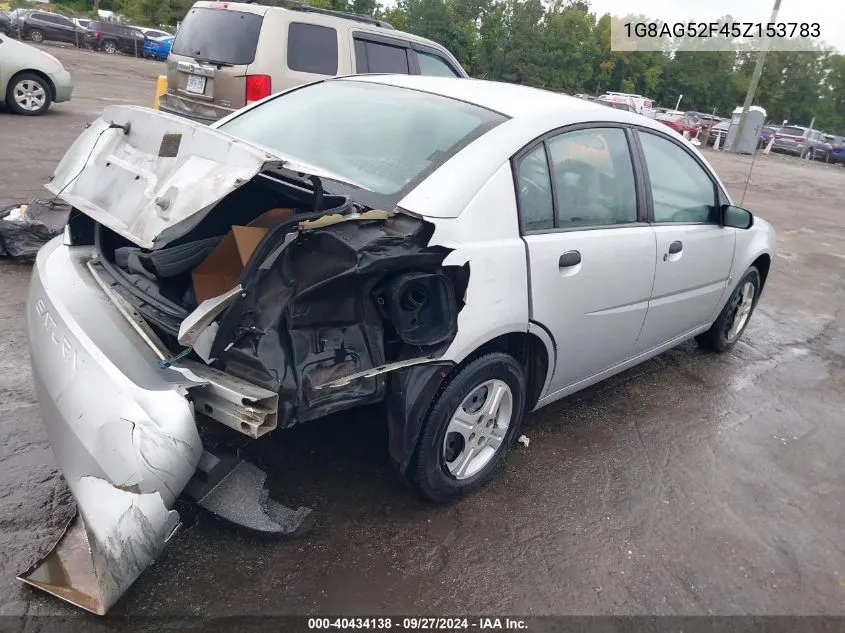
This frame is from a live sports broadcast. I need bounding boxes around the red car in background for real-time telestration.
[656,112,701,138]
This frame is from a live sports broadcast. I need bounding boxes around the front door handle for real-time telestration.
[668,240,683,255]
[559,250,581,268]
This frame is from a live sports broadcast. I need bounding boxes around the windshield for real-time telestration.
[219,80,507,198]
[171,7,262,65]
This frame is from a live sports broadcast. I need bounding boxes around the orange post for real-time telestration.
[153,75,167,110]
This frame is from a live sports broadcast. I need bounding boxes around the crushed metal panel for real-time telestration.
[314,356,440,390]
[172,360,279,438]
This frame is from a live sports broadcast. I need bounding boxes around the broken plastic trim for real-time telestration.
[18,478,180,615]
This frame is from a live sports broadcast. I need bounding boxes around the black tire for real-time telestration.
[102,39,117,54]
[696,266,761,353]
[28,28,43,43]
[6,72,52,116]
[408,352,526,503]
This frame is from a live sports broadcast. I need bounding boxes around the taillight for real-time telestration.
[795,138,805,143]
[774,134,781,139]
[93,30,100,38]
[245,75,271,104]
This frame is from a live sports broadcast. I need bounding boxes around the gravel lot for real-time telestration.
[1,45,844,618]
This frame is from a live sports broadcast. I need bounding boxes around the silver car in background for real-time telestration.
[0,35,73,115]
[771,125,830,159]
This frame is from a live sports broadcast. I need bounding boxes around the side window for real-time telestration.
[355,39,410,74]
[417,50,460,77]
[514,144,554,231]
[547,127,638,227]
[56,15,73,27]
[287,22,338,75]
[638,131,717,223]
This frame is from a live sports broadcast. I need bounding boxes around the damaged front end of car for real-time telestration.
[21,105,467,614]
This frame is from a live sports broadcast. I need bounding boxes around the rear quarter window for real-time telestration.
[287,22,338,75]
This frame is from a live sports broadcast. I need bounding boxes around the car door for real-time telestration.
[52,14,76,44]
[632,128,736,354]
[516,125,657,395]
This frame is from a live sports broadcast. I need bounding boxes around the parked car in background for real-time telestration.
[137,27,171,39]
[1,11,12,36]
[757,125,779,148]
[84,21,146,55]
[7,8,32,36]
[17,11,85,47]
[160,0,467,123]
[597,99,633,112]
[143,34,174,60]
[0,35,73,115]
[771,125,829,159]
[656,112,701,138]
[826,135,845,165]
[706,120,730,147]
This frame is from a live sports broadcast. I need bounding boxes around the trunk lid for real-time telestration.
[46,105,346,250]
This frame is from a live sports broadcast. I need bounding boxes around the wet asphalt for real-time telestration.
[0,46,843,618]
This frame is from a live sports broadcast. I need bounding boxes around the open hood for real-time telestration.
[45,105,349,250]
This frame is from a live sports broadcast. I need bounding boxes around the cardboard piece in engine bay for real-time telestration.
[20,106,537,614]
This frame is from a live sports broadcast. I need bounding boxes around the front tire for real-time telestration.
[696,266,761,353]
[409,353,526,503]
[6,73,52,116]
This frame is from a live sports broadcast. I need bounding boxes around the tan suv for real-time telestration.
[159,1,468,123]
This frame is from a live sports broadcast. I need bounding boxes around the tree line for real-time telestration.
[52,0,845,133]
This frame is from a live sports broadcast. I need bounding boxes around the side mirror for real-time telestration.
[721,204,754,229]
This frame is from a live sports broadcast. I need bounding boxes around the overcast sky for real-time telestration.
[587,0,844,52]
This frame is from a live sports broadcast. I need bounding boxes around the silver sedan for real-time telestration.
[22,75,775,613]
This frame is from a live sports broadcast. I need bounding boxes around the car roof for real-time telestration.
[338,74,660,126]
[191,0,435,46]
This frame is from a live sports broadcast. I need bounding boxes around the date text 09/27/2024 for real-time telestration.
[308,618,528,630]
[624,21,820,39]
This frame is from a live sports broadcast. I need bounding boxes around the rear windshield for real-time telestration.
[218,80,506,199]
[779,126,806,136]
[171,7,262,65]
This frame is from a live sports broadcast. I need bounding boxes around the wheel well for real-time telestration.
[752,254,771,288]
[459,332,549,412]
[8,69,56,101]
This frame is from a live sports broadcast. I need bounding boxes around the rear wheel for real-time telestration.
[696,266,761,353]
[408,353,526,503]
[28,28,43,43]
[6,73,52,116]
[103,39,117,54]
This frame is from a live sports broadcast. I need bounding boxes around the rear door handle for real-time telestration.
[559,250,581,268]
[668,241,683,254]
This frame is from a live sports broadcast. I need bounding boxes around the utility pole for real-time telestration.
[731,0,780,154]
[730,0,782,153]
